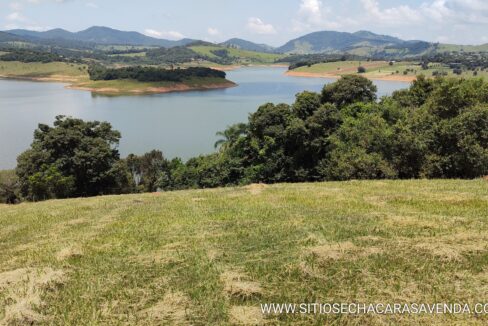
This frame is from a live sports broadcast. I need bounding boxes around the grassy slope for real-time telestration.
[292,61,488,80]
[1,180,488,325]
[0,61,87,80]
[189,45,286,64]
[438,43,488,52]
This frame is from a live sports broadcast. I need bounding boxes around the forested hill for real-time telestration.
[6,26,196,47]
[220,38,275,53]
[275,30,434,56]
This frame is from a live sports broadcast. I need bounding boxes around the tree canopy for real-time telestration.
[11,75,488,202]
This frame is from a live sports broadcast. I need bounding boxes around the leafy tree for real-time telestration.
[292,91,321,120]
[26,165,75,201]
[16,116,127,200]
[0,170,19,204]
[214,123,248,150]
[125,150,169,192]
[321,75,377,108]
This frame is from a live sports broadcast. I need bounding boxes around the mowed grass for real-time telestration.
[189,45,285,64]
[0,61,87,79]
[1,180,488,325]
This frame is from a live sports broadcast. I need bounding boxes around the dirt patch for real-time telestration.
[221,270,262,299]
[0,268,65,325]
[229,306,265,325]
[138,292,190,324]
[245,184,268,195]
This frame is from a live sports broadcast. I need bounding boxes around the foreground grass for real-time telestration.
[1,180,488,325]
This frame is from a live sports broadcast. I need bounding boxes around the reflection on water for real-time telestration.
[0,67,410,169]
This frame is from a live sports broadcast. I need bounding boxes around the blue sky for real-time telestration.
[2,0,488,46]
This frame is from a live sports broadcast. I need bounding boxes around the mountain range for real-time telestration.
[2,26,487,56]
[5,26,196,48]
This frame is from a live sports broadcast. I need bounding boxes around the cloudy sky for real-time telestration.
[1,0,488,46]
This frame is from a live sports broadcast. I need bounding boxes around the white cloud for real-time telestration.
[246,17,276,34]
[86,2,98,9]
[207,27,220,36]
[6,12,26,22]
[292,0,342,32]
[360,0,422,25]
[9,2,23,10]
[144,29,185,40]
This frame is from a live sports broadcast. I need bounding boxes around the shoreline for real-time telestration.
[284,70,417,83]
[210,63,289,71]
[66,81,237,95]
[0,75,237,95]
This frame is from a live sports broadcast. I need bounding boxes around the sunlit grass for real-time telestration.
[1,180,488,324]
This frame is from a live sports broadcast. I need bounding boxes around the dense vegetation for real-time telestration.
[0,49,76,63]
[4,75,488,202]
[87,65,226,82]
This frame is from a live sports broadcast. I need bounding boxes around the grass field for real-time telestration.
[291,61,488,81]
[189,45,286,64]
[0,61,87,80]
[437,43,488,52]
[1,180,488,325]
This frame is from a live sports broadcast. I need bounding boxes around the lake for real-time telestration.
[0,67,410,169]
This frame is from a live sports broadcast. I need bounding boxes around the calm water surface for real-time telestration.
[0,67,409,169]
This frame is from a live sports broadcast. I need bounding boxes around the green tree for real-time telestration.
[321,75,377,108]
[16,116,126,200]
[292,91,321,120]
[214,123,248,151]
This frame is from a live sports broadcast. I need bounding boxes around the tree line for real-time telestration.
[87,65,226,82]
[2,75,488,203]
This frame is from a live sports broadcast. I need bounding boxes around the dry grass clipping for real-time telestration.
[0,268,65,324]
[138,291,190,325]
[229,306,265,325]
[413,233,488,261]
[56,246,83,261]
[221,271,262,299]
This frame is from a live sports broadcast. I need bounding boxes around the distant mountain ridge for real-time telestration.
[276,30,407,54]
[1,26,488,57]
[6,26,196,47]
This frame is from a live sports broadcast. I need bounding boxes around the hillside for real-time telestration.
[276,30,434,57]
[6,26,195,47]
[1,180,488,324]
[220,38,275,53]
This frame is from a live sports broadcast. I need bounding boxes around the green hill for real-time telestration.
[1,180,487,324]
[220,38,275,53]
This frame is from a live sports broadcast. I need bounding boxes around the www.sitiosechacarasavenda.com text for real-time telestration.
[260,303,488,315]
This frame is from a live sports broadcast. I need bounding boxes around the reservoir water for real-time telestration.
[0,67,409,169]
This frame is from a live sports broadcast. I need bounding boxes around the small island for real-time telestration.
[0,57,236,95]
